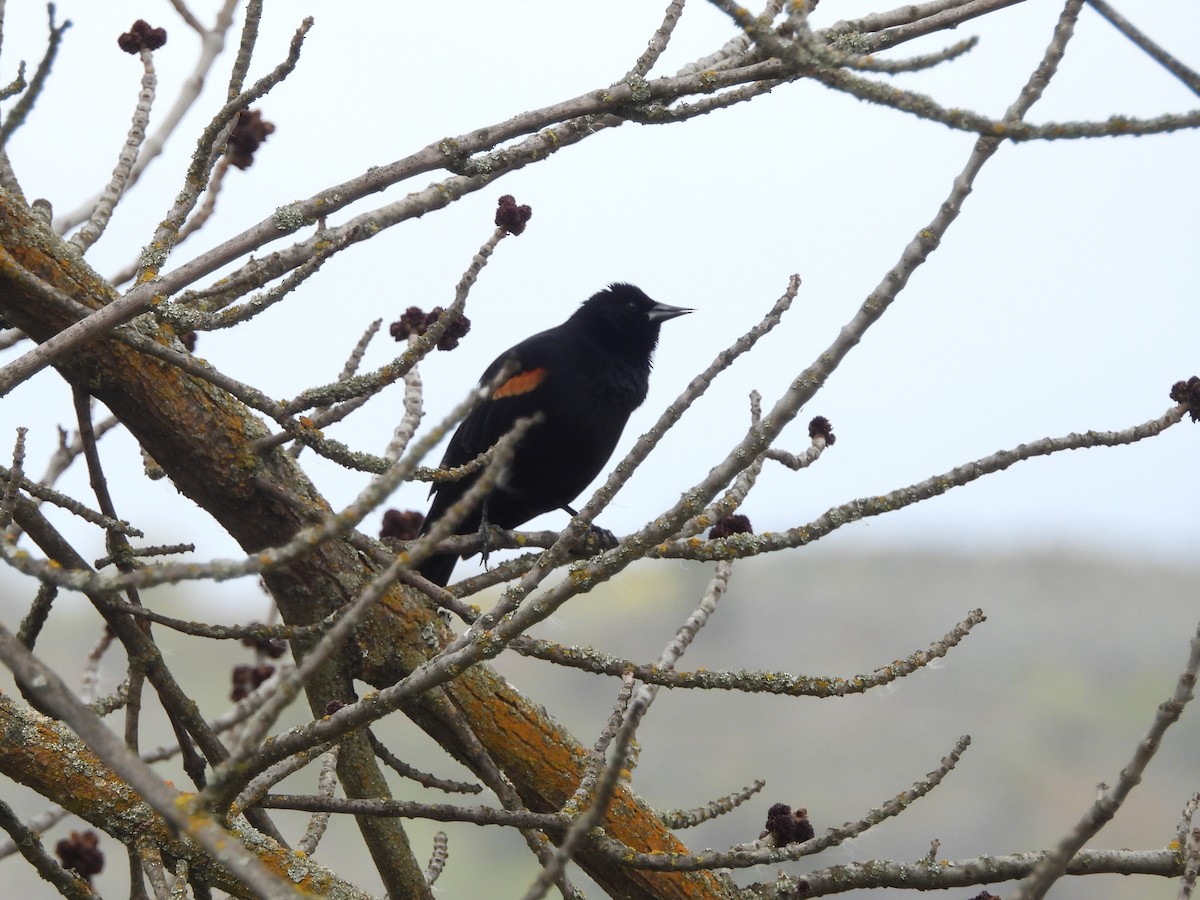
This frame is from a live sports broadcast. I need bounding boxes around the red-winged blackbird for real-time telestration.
[417,283,691,586]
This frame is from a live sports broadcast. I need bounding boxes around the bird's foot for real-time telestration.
[580,525,619,554]
[477,521,505,570]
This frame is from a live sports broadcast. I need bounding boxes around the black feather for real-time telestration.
[417,283,690,586]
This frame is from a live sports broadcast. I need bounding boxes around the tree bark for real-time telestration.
[0,191,738,899]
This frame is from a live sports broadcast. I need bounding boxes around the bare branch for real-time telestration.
[595,735,972,871]
[762,847,1183,896]
[662,402,1185,563]
[660,780,767,830]
[0,625,312,899]
[1086,0,1200,98]
[70,47,159,253]
[0,798,99,900]
[1012,615,1200,899]
[134,16,313,284]
[628,0,687,78]
[54,0,243,233]
[0,4,71,156]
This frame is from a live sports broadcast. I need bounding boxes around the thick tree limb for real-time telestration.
[0,188,738,900]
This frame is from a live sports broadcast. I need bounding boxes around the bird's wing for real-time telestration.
[429,327,563,493]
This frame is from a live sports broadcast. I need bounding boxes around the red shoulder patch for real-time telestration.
[494,366,548,399]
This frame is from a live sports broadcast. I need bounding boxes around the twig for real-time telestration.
[850,35,978,73]
[0,798,99,899]
[510,608,986,697]
[821,0,1023,42]
[0,425,25,528]
[1085,0,1200,98]
[660,780,766,829]
[593,735,971,871]
[138,841,172,900]
[101,596,325,641]
[0,462,142,535]
[296,745,340,856]
[369,731,483,794]
[233,741,337,812]
[759,848,1181,896]
[1012,615,1200,899]
[383,341,424,463]
[0,61,25,101]
[71,46,159,253]
[167,0,207,35]
[200,417,537,811]
[0,623,309,899]
[423,832,449,886]
[1179,793,1200,856]
[660,403,1186,563]
[54,0,242,233]
[15,581,56,648]
[225,0,263,100]
[94,542,194,569]
[134,16,313,283]
[523,672,640,900]
[79,625,116,705]
[0,5,71,150]
[853,0,1026,52]
[1181,816,1200,900]
[628,0,687,78]
[258,793,563,831]
[170,154,231,245]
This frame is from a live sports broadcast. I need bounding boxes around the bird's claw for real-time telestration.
[477,519,501,569]
[581,525,619,554]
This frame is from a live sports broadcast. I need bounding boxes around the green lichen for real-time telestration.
[272,203,310,232]
[831,32,871,54]
[625,74,652,104]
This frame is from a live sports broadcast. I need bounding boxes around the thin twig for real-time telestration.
[423,832,449,886]
[54,0,242,233]
[1012,616,1200,899]
[0,623,309,899]
[0,798,99,899]
[591,736,972,871]
[629,0,687,78]
[134,16,313,283]
[1085,0,1200,98]
[659,403,1186,563]
[509,608,986,696]
[200,417,537,812]
[296,745,340,856]
[71,47,159,253]
[0,5,71,150]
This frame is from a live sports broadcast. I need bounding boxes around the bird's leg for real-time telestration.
[477,498,493,569]
[560,505,618,552]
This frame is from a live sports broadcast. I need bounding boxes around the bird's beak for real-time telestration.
[647,302,693,323]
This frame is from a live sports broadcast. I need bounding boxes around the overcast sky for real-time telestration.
[1,0,1197,575]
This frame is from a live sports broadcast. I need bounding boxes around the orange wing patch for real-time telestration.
[494,366,548,399]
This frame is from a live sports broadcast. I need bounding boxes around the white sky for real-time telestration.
[0,6,1197,899]
[1,0,1197,574]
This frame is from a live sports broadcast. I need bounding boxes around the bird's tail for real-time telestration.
[416,552,458,588]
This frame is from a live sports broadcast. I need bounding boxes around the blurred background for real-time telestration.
[0,2,1196,897]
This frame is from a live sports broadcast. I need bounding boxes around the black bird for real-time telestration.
[417,283,691,586]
